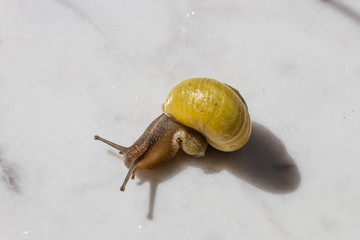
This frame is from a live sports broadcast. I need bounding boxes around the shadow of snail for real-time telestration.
[96,78,300,220]
[131,121,301,220]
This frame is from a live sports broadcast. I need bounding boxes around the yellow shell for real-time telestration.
[161,78,251,152]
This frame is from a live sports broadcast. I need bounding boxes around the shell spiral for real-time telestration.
[161,78,251,152]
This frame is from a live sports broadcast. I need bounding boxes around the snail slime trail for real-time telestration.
[94,78,251,191]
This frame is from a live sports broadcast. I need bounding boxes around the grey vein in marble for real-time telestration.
[0,152,20,193]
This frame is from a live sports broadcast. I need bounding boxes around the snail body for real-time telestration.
[94,78,251,191]
[94,114,207,191]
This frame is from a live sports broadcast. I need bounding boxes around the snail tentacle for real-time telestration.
[120,160,138,191]
[94,135,128,154]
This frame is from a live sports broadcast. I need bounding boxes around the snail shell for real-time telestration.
[162,78,251,152]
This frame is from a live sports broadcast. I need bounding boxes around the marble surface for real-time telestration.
[1,0,360,239]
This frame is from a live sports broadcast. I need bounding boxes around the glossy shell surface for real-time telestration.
[161,78,251,152]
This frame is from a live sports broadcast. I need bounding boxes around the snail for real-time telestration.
[94,78,251,191]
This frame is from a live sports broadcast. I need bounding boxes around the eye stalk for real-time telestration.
[94,78,251,191]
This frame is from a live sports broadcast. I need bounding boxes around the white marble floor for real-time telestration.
[1,0,360,239]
